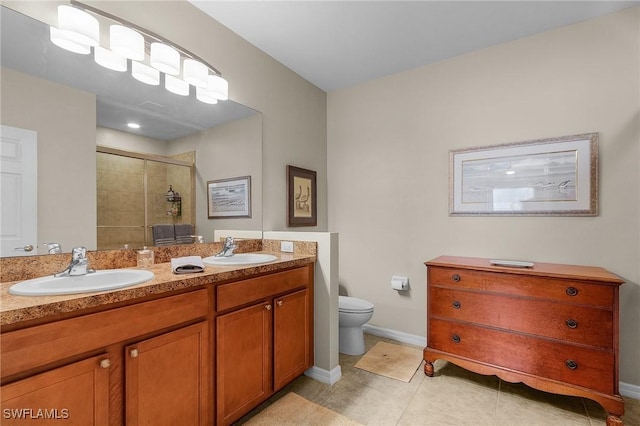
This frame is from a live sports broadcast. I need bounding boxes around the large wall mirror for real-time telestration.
[0,5,262,256]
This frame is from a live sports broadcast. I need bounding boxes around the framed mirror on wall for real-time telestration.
[0,5,263,256]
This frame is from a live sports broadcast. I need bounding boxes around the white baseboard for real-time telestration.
[305,365,342,385]
[363,324,427,348]
[362,324,640,399]
[620,381,640,400]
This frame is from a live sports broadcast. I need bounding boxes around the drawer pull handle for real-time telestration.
[452,301,461,309]
[100,359,111,369]
[277,300,283,307]
[565,360,578,370]
[130,349,139,358]
[452,274,461,282]
[451,334,461,344]
[566,287,579,297]
[565,319,578,329]
[265,304,272,311]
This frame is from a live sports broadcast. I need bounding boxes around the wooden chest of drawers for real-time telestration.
[424,256,625,426]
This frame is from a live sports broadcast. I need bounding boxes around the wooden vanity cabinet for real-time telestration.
[1,289,211,425]
[216,265,314,425]
[424,256,625,426]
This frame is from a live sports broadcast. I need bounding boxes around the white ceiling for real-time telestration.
[190,1,639,92]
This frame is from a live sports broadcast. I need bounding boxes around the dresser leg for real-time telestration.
[424,360,434,377]
[606,413,623,426]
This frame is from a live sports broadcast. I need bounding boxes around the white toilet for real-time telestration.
[338,296,375,355]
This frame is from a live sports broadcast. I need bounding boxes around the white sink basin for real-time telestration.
[203,253,277,266]
[9,269,155,296]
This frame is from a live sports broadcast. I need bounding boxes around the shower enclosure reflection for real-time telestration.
[97,148,194,250]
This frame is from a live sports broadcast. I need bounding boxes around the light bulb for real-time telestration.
[150,42,180,75]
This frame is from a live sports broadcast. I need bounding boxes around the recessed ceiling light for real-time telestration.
[127,122,141,129]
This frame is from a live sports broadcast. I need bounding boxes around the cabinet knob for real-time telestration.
[451,334,461,344]
[452,274,461,282]
[565,359,578,370]
[565,287,579,297]
[265,304,272,311]
[565,319,578,329]
[130,349,139,358]
[99,359,111,369]
[276,300,283,307]
[452,301,461,309]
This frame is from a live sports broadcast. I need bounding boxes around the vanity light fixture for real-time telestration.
[94,46,127,72]
[49,0,229,105]
[165,74,190,96]
[110,25,144,60]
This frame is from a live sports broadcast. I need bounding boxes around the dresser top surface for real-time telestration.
[426,256,624,285]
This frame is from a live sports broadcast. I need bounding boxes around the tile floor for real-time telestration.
[239,334,640,426]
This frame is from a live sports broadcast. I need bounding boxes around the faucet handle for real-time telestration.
[44,243,62,254]
[71,246,88,260]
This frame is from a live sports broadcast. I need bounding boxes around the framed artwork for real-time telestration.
[207,176,251,219]
[449,133,598,216]
[287,165,317,227]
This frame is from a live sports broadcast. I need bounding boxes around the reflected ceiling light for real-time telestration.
[165,75,189,96]
[110,25,144,60]
[183,59,208,88]
[150,42,180,75]
[132,61,160,85]
[127,122,141,129]
[49,27,91,54]
[196,87,218,104]
[56,5,99,47]
[94,47,127,72]
[205,75,229,101]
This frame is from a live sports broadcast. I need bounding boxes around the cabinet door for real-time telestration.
[1,354,110,426]
[274,289,311,390]
[217,302,272,426]
[125,322,209,426]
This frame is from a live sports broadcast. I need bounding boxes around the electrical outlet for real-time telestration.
[280,241,294,253]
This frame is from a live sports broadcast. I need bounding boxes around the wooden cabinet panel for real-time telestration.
[126,322,209,426]
[2,289,208,379]
[430,287,613,348]
[217,302,272,425]
[217,267,309,311]
[1,354,110,426]
[424,256,624,426]
[274,289,311,391]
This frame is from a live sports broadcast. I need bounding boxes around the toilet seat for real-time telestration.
[339,296,374,314]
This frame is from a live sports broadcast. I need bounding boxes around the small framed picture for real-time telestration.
[207,176,251,219]
[287,165,317,227]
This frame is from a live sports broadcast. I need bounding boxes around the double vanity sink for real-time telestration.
[8,253,278,297]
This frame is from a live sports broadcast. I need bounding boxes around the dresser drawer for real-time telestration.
[429,287,613,349]
[429,267,614,307]
[428,318,615,394]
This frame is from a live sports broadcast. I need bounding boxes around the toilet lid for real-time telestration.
[339,296,374,313]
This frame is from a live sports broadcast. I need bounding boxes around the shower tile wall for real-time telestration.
[97,152,145,249]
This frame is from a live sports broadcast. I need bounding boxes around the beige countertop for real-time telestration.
[0,251,315,327]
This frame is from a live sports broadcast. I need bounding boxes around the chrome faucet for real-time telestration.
[44,243,62,254]
[55,246,95,277]
[215,237,237,257]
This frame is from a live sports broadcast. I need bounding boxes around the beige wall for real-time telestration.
[1,68,97,252]
[328,7,640,386]
[170,114,263,239]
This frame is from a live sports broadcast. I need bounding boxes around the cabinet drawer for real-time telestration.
[430,287,613,349]
[2,289,208,379]
[428,318,615,394]
[217,267,310,312]
[429,267,614,307]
